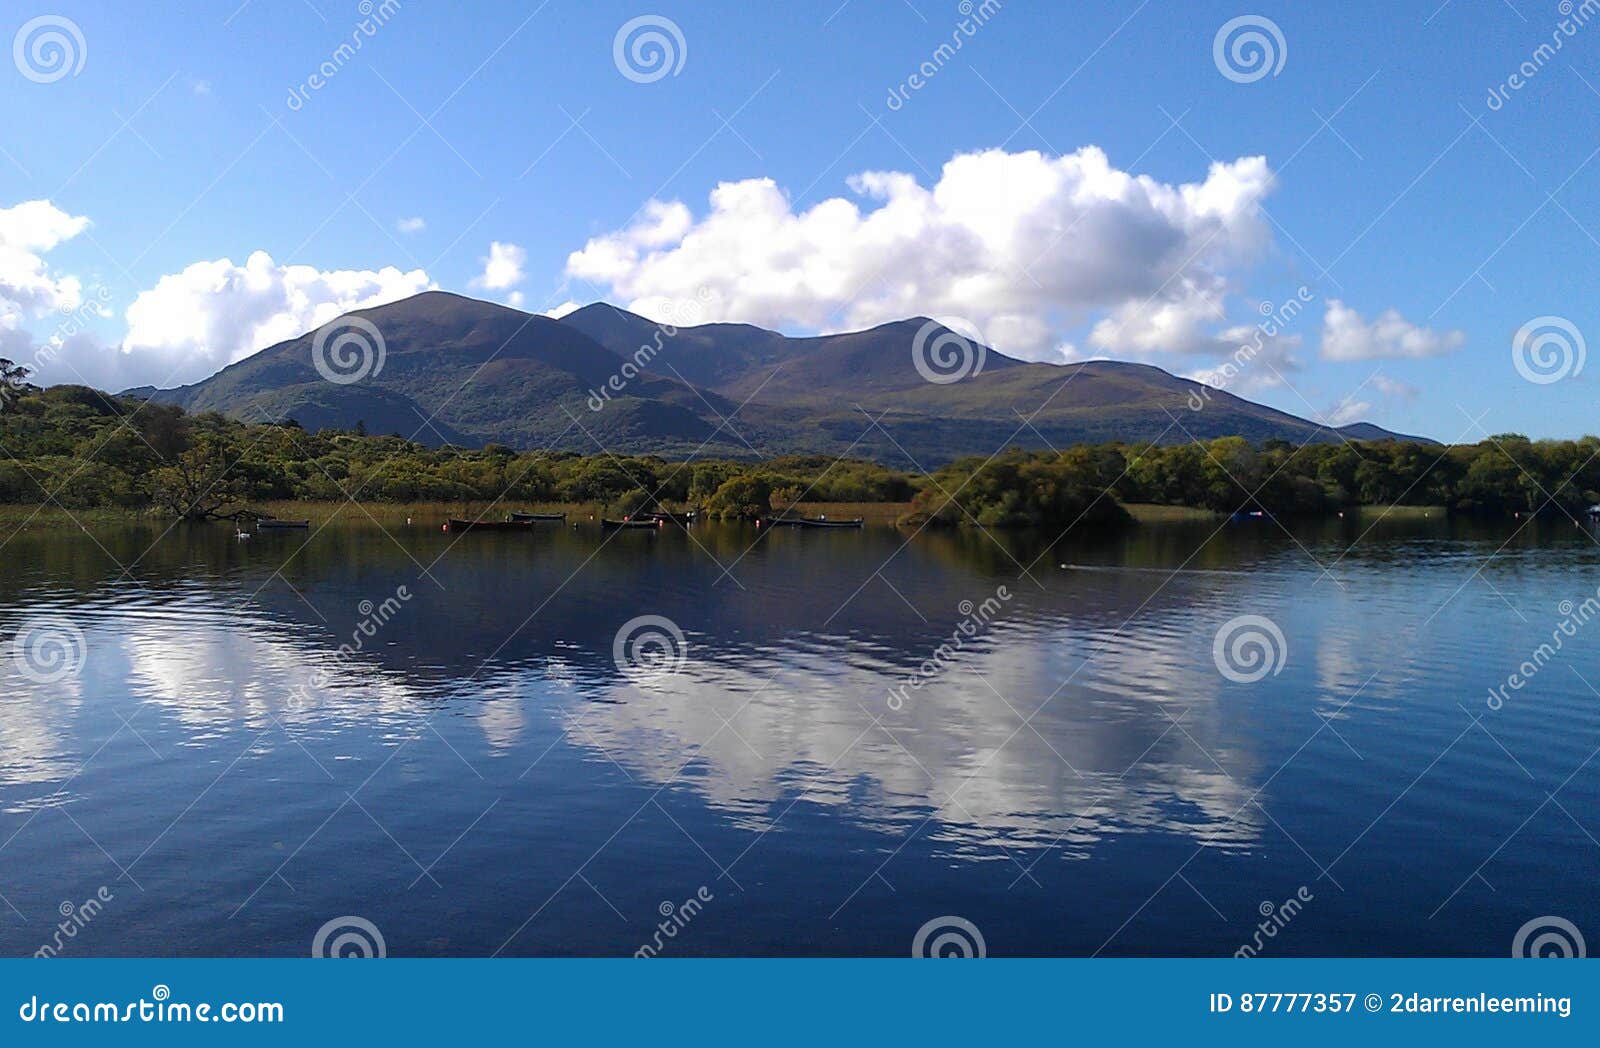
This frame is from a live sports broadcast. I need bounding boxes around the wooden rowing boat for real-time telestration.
[508,511,567,523]
[639,510,697,524]
[446,518,534,532]
[601,517,662,530]
[761,516,864,529]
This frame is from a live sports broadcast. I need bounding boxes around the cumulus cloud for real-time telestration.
[1321,300,1465,361]
[0,199,90,319]
[473,240,527,292]
[566,146,1277,359]
[396,216,425,234]
[35,250,432,390]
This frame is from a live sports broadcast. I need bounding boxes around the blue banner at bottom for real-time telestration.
[1,959,1591,1044]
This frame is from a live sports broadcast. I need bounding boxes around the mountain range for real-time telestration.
[126,291,1429,466]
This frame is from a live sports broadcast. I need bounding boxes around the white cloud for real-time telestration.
[0,199,90,318]
[543,300,582,319]
[34,250,433,390]
[1322,396,1372,427]
[396,216,425,234]
[566,146,1277,359]
[1320,300,1465,361]
[473,240,527,291]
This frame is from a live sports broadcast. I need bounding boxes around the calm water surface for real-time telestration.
[1,514,1596,956]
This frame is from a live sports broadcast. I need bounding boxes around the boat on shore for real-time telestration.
[508,511,567,523]
[446,518,534,532]
[601,517,662,530]
[760,515,864,529]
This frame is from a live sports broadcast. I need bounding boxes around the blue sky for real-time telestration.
[2,0,1597,439]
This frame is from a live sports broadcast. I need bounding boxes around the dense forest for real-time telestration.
[2,375,1596,528]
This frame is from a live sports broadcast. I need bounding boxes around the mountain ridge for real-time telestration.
[128,291,1434,465]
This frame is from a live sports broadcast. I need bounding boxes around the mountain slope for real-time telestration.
[134,292,1431,464]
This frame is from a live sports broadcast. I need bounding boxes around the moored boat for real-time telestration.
[508,511,567,523]
[256,519,310,530]
[601,517,662,530]
[760,515,864,529]
[446,518,534,532]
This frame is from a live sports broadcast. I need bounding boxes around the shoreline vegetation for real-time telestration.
[1,382,1595,532]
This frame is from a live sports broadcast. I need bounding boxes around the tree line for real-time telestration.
[1,378,1594,527]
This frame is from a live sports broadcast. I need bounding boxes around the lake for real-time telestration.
[1,512,1596,957]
